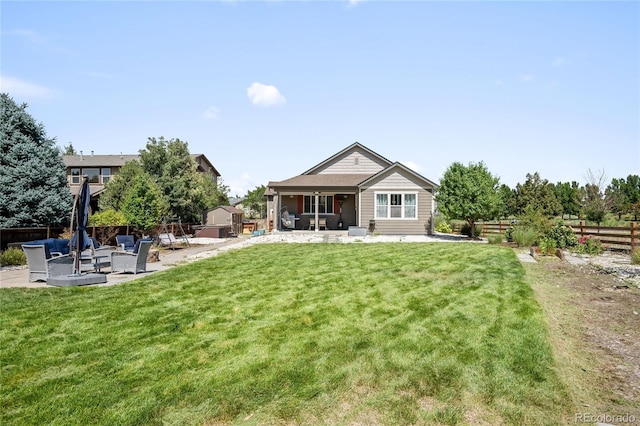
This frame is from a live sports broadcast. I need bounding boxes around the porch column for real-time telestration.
[314,192,319,233]
[273,193,279,231]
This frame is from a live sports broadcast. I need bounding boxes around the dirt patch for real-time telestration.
[531,253,640,420]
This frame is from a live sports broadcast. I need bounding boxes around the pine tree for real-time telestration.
[0,93,72,227]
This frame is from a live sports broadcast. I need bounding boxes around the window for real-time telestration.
[82,168,100,184]
[71,168,80,184]
[303,195,334,214]
[375,192,417,219]
[101,168,111,184]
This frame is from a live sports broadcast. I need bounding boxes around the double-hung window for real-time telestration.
[375,192,417,219]
[303,195,334,214]
[70,168,81,184]
[101,168,111,184]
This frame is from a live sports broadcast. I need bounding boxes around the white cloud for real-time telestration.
[202,106,220,120]
[348,0,366,6]
[247,82,286,107]
[0,75,55,99]
[520,74,534,82]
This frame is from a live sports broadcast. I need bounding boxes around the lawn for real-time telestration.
[0,243,571,425]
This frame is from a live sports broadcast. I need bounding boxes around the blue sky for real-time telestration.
[2,0,638,196]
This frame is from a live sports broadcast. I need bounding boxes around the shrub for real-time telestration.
[512,226,537,247]
[538,237,557,256]
[0,247,27,266]
[487,234,503,245]
[435,222,453,234]
[574,235,603,256]
[505,225,514,242]
[547,221,578,249]
[631,249,640,265]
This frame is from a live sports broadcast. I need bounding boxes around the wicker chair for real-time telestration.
[110,240,152,274]
[22,244,74,282]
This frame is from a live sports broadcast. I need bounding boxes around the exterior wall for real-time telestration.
[360,172,434,235]
[267,191,358,230]
[314,151,388,175]
[206,209,232,225]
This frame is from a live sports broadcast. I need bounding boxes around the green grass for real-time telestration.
[0,243,571,425]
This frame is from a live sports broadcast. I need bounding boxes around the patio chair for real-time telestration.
[308,218,316,230]
[319,218,327,230]
[79,237,117,272]
[110,240,152,274]
[158,233,179,250]
[115,235,135,252]
[22,244,74,282]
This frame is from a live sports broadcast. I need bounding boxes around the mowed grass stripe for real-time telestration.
[0,243,570,425]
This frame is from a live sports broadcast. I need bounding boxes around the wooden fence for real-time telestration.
[465,220,638,251]
[0,223,198,251]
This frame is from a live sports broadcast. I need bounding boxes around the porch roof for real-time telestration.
[268,173,373,189]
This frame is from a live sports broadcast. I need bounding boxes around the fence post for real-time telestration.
[631,222,638,250]
[580,220,585,239]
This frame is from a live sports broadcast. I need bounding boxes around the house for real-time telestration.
[266,142,438,235]
[62,151,220,210]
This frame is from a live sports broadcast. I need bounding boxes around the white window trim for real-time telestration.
[303,195,334,215]
[374,191,418,220]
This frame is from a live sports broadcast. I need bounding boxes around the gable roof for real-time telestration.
[302,142,393,175]
[63,153,220,177]
[359,162,439,188]
[268,173,373,189]
[211,205,244,215]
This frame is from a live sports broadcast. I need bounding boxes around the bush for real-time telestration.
[574,235,603,256]
[0,247,27,266]
[512,226,537,247]
[547,221,578,249]
[631,249,640,265]
[487,234,503,245]
[538,236,557,255]
[435,222,453,234]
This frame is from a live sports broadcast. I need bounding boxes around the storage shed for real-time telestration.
[204,206,243,236]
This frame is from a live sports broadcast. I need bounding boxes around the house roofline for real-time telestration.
[358,162,439,189]
[301,142,393,175]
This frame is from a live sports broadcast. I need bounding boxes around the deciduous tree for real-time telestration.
[435,161,500,237]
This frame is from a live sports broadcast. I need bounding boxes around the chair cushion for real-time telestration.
[24,240,52,259]
[132,238,152,254]
[117,235,135,251]
[53,238,70,255]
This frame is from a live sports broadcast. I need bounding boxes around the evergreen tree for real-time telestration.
[0,93,72,227]
[514,172,562,217]
[554,181,582,219]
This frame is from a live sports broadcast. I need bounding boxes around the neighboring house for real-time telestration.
[62,151,220,210]
[204,206,244,236]
[266,142,438,235]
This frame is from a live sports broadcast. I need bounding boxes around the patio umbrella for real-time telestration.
[71,176,92,274]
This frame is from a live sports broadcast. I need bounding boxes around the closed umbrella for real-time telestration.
[71,176,92,274]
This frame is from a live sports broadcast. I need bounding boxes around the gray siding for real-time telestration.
[315,151,387,175]
[360,172,434,235]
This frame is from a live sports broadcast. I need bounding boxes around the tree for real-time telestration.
[554,181,582,219]
[514,172,562,217]
[98,160,147,212]
[435,161,500,237]
[0,93,72,227]
[582,169,608,225]
[120,174,168,235]
[244,185,267,219]
[139,137,205,222]
[63,143,77,155]
[497,184,516,218]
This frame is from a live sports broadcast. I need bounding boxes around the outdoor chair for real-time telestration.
[111,240,152,274]
[319,218,327,230]
[157,233,180,250]
[115,235,135,252]
[78,237,117,272]
[22,244,74,282]
[308,218,316,230]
